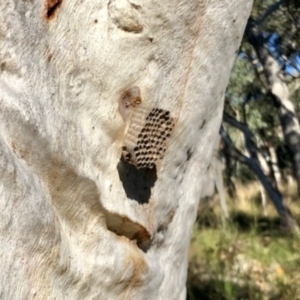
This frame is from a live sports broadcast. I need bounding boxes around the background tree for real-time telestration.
[223,0,300,214]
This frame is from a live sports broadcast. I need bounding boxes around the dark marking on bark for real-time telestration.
[186,148,193,161]
[200,119,206,129]
[47,53,53,62]
[1,62,6,71]
[44,0,62,20]
[105,212,151,251]
[130,3,141,10]
[157,209,175,233]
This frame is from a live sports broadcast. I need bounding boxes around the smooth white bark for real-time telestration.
[0,0,252,299]
[201,137,229,218]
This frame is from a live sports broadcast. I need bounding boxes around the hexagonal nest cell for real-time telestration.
[122,106,175,169]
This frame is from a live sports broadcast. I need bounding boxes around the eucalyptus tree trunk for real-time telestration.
[0,0,252,299]
[201,137,229,219]
[246,21,300,196]
[268,145,282,186]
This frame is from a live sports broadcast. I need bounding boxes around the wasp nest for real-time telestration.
[119,87,174,169]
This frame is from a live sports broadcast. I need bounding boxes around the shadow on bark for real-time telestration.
[117,156,157,204]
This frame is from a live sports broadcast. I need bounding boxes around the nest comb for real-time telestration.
[119,87,175,169]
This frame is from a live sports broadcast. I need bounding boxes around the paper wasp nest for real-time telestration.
[119,87,175,169]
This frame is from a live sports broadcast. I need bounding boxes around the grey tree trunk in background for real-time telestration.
[246,20,300,197]
[0,0,252,299]
[222,115,299,232]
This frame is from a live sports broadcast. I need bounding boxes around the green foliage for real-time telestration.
[252,0,300,57]
[226,56,257,104]
[236,163,256,184]
[223,0,300,183]
[187,192,300,300]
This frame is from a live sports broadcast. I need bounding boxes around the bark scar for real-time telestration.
[108,0,143,33]
[44,0,62,20]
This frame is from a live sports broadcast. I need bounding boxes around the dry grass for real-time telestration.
[187,181,300,300]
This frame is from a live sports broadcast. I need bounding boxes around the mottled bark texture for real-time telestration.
[201,136,229,219]
[0,0,252,299]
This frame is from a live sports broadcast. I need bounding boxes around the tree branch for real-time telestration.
[256,0,285,26]
[221,120,299,232]
[223,112,258,161]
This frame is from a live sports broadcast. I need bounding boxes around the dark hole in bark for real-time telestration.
[45,0,62,19]
[104,211,151,252]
